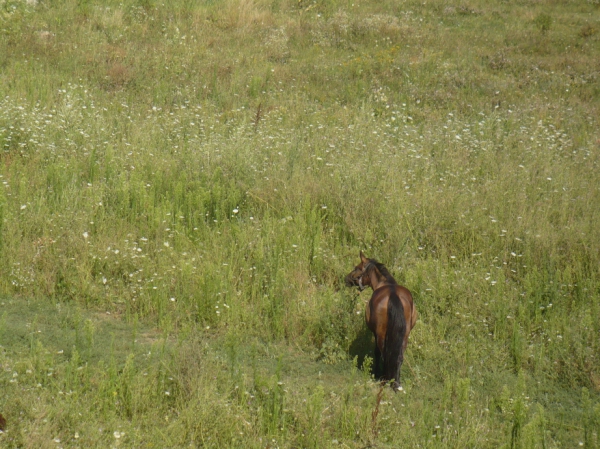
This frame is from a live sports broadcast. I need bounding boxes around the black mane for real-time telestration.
[367,259,397,284]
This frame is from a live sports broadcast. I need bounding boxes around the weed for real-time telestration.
[534,13,553,34]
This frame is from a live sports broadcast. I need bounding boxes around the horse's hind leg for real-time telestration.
[392,348,404,391]
[393,329,410,391]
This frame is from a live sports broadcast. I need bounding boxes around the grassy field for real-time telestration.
[1,0,599,447]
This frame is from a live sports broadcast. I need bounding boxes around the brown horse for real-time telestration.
[345,252,417,390]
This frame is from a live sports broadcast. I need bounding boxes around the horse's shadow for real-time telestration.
[348,326,381,378]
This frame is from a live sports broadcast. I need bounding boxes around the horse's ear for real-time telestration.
[360,251,368,263]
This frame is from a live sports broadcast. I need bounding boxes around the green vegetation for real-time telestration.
[1,0,599,447]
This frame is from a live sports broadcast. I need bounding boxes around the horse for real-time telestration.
[345,251,417,391]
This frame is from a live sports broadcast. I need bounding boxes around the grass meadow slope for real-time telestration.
[0,0,599,447]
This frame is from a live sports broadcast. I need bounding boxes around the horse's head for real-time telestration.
[345,251,373,291]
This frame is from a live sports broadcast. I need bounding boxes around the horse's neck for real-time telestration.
[369,270,395,290]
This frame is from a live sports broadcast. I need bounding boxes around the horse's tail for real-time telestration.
[383,289,406,385]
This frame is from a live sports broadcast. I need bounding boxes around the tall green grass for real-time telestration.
[1,0,599,447]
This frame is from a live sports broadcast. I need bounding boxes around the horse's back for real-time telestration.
[367,284,416,332]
